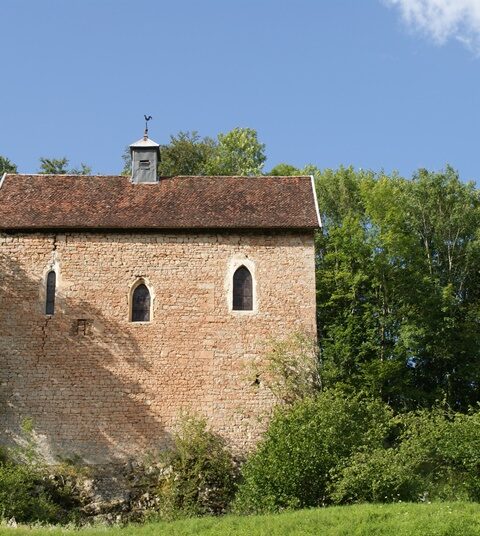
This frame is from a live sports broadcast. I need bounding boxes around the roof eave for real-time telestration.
[0,225,319,233]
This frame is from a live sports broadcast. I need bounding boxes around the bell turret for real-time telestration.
[129,117,160,184]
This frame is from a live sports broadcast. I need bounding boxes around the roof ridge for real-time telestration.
[5,174,312,179]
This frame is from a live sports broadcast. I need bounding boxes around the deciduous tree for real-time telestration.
[158,131,216,176]
[38,158,91,175]
[315,165,480,411]
[0,156,17,174]
[206,127,266,176]
[268,163,301,176]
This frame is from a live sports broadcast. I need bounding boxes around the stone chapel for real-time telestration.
[0,131,321,463]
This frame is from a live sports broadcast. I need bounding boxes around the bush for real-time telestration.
[261,332,321,404]
[154,415,238,519]
[330,445,426,504]
[0,419,89,525]
[40,462,92,523]
[0,461,61,523]
[430,410,480,501]
[330,409,480,504]
[0,419,65,523]
[234,389,392,513]
[330,411,438,503]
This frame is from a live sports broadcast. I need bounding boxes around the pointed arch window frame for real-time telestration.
[129,279,153,323]
[229,258,257,314]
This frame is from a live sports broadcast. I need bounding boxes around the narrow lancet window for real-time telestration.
[45,271,56,315]
[233,266,253,311]
[132,284,151,322]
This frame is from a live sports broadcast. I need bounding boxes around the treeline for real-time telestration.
[0,127,267,176]
[0,155,91,175]
[312,165,480,412]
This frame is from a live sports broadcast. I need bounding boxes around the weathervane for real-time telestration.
[144,115,153,139]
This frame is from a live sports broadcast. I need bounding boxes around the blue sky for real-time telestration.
[2,0,480,180]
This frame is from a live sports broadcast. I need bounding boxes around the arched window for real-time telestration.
[233,266,253,311]
[45,270,56,315]
[131,284,151,322]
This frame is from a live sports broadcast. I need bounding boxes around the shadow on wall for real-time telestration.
[0,252,169,464]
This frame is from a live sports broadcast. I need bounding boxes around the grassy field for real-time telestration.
[1,502,480,536]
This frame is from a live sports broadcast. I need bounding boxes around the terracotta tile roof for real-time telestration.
[0,174,320,231]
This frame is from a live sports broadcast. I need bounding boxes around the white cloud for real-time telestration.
[384,0,480,53]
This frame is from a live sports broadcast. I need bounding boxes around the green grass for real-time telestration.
[1,502,480,536]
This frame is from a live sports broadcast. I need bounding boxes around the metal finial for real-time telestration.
[144,115,152,139]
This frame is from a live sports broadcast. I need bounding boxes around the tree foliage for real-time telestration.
[159,131,217,176]
[0,155,17,174]
[38,158,91,175]
[155,415,238,518]
[69,163,92,175]
[314,165,480,411]
[205,127,266,175]
[122,127,266,176]
[267,163,301,176]
[260,332,321,405]
[234,390,392,513]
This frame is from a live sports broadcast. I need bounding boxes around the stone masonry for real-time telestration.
[0,230,316,464]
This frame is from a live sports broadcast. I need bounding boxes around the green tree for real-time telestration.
[38,158,91,175]
[0,155,17,174]
[315,165,480,411]
[69,163,92,175]
[268,163,301,176]
[205,127,266,176]
[38,157,69,174]
[158,131,216,176]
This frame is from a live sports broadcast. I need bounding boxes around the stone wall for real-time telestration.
[0,230,316,463]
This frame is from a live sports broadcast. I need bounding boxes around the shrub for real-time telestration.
[261,332,321,404]
[154,415,238,519]
[330,446,425,504]
[0,419,89,525]
[330,411,438,503]
[434,410,480,501]
[0,461,60,523]
[40,462,92,523]
[330,409,480,504]
[233,389,392,513]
